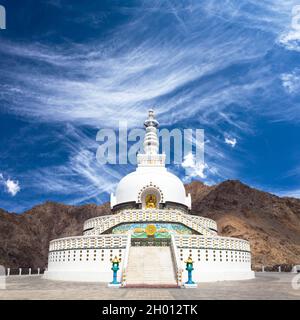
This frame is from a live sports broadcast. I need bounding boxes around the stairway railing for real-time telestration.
[170,234,183,287]
[121,234,131,287]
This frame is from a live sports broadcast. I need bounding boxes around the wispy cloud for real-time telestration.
[1,1,297,127]
[1,1,300,211]
[22,124,124,204]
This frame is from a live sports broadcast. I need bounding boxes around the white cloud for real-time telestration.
[182,152,208,180]
[0,174,21,196]
[180,151,225,185]
[281,70,300,93]
[279,30,300,52]
[278,3,300,52]
[5,179,21,196]
[224,137,237,148]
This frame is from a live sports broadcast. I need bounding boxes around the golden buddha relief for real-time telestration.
[145,194,157,209]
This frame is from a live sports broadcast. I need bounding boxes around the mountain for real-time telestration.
[0,180,299,270]
[0,202,110,269]
[186,180,300,268]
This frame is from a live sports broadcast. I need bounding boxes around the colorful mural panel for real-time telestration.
[112,223,193,238]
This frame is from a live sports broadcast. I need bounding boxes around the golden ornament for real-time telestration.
[145,224,157,236]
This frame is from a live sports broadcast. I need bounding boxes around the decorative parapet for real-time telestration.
[83,209,217,237]
[137,153,166,167]
[174,235,251,252]
[48,234,128,252]
[185,214,218,232]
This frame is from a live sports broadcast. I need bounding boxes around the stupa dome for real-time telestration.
[112,166,191,209]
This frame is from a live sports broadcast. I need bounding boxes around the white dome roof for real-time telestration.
[111,167,191,209]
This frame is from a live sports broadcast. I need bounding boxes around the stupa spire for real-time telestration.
[137,109,165,167]
[143,109,159,155]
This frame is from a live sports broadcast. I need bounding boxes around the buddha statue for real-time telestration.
[145,194,157,209]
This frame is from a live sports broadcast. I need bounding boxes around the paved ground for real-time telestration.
[0,273,299,300]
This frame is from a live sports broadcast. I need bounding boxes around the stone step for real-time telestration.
[124,284,179,288]
[125,246,177,286]
[127,277,176,281]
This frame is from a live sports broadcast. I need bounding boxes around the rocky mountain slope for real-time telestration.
[0,180,299,269]
[186,180,300,268]
[0,202,110,269]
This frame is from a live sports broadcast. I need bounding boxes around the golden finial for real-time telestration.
[112,256,120,263]
[184,255,193,264]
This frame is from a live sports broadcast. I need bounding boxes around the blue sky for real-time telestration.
[0,0,300,213]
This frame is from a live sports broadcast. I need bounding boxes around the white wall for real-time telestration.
[177,248,254,282]
[44,248,126,282]
[44,246,254,283]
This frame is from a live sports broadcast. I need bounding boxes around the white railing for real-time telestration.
[170,234,183,287]
[83,209,217,237]
[5,268,43,276]
[137,153,166,167]
[174,234,251,252]
[121,234,131,287]
[185,215,217,232]
[48,234,128,252]
[84,209,217,231]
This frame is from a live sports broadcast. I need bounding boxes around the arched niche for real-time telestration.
[140,187,162,209]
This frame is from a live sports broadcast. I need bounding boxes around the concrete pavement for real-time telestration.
[0,273,299,300]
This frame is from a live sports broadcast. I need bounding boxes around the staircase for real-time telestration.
[124,246,178,288]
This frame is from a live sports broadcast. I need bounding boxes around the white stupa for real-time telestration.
[44,110,254,286]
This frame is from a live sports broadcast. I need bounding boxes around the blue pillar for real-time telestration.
[185,256,195,285]
[110,256,121,285]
